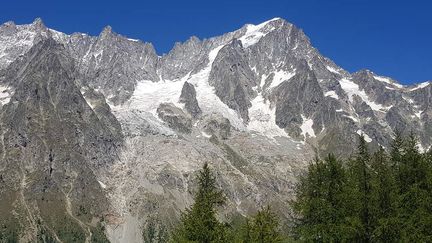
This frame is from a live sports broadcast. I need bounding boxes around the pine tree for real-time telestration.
[170,162,227,243]
[370,147,400,242]
[390,130,404,168]
[396,133,432,241]
[293,154,356,242]
[348,135,374,242]
[243,206,282,243]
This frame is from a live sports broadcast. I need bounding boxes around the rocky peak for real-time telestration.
[1,21,16,28]
[30,17,47,31]
[101,25,113,35]
[352,69,376,82]
[0,21,17,36]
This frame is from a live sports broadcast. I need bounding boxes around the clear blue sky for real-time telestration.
[1,0,430,84]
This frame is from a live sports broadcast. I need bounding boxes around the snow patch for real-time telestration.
[268,70,295,89]
[324,90,339,99]
[0,85,13,105]
[247,95,287,138]
[127,79,185,117]
[373,75,403,88]
[356,130,372,143]
[98,180,107,189]
[339,78,389,111]
[300,115,315,139]
[326,66,341,74]
[344,114,359,123]
[239,18,280,48]
[409,81,430,91]
[201,131,212,138]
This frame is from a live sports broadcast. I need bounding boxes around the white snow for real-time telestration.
[326,66,341,74]
[300,115,315,139]
[49,28,69,44]
[417,144,431,153]
[126,78,185,117]
[373,75,403,88]
[239,18,280,48]
[247,94,287,138]
[324,90,339,99]
[356,130,372,143]
[187,45,246,130]
[0,85,13,105]
[110,44,247,132]
[402,96,415,104]
[339,78,389,112]
[201,131,212,138]
[268,70,296,89]
[127,38,140,42]
[409,81,430,91]
[344,114,359,123]
[98,180,107,189]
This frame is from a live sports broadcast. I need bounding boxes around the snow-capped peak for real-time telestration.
[373,75,404,88]
[239,18,282,48]
[409,81,430,91]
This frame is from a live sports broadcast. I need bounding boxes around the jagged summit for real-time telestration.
[32,17,44,25]
[101,25,113,35]
[2,21,16,27]
[31,17,46,30]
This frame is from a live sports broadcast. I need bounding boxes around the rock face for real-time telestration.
[0,17,431,242]
[157,103,192,133]
[209,39,257,122]
[179,81,202,118]
[0,38,121,242]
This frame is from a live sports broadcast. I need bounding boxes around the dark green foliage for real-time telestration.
[348,135,374,242]
[0,227,18,243]
[293,154,358,242]
[36,220,56,243]
[170,162,228,243]
[55,216,86,243]
[142,216,168,243]
[293,133,432,242]
[370,147,399,242]
[91,222,110,243]
[168,134,432,242]
[395,133,432,242]
[242,206,283,243]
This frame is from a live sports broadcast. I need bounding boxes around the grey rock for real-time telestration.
[157,103,192,133]
[179,81,201,118]
[202,114,232,140]
[209,39,257,122]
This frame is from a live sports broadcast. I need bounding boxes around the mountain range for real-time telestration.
[0,17,430,242]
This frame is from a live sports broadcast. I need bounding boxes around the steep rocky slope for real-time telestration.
[0,17,430,242]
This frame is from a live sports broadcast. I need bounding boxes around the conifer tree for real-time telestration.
[396,133,432,241]
[170,162,227,243]
[243,206,282,243]
[348,135,374,242]
[370,147,399,242]
[293,154,355,242]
